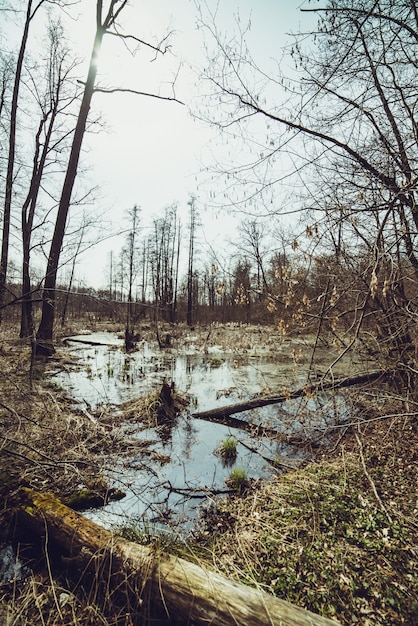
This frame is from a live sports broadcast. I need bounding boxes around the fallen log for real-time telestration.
[16,488,340,626]
[63,336,121,347]
[192,369,389,422]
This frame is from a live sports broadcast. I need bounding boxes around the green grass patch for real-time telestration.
[215,437,238,464]
[225,467,248,493]
[196,442,418,625]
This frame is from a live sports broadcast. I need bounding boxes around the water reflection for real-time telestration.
[0,543,30,584]
[51,332,346,533]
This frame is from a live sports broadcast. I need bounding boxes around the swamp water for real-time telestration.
[50,331,347,535]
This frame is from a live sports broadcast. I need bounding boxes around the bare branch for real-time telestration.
[301,5,418,43]
[92,85,185,105]
[105,29,174,59]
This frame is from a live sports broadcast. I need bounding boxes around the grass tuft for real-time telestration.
[225,467,248,493]
[215,437,238,465]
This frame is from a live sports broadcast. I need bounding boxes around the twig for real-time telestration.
[164,480,233,498]
[355,429,393,525]
[0,401,46,428]
[1,439,91,468]
[238,439,296,470]
[44,522,63,621]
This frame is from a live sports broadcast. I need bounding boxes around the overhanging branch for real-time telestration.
[92,86,184,105]
[231,90,399,194]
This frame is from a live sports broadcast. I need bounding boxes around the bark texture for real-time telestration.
[17,488,341,626]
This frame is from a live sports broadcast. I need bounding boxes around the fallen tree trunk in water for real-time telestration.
[16,488,340,626]
[192,369,389,421]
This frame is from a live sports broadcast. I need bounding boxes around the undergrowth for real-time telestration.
[1,324,417,625]
[191,416,418,625]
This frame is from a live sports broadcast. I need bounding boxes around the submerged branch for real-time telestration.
[192,369,390,421]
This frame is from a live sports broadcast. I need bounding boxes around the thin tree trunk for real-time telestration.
[21,92,60,340]
[61,226,84,327]
[187,197,196,326]
[173,217,181,322]
[36,4,109,355]
[0,1,35,321]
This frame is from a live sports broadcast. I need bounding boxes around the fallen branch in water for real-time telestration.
[192,369,390,422]
[164,481,234,498]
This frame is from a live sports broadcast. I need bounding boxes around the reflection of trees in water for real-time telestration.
[273,393,349,438]
[185,354,198,375]
[182,415,198,460]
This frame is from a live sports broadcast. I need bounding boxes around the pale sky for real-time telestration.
[4,1,317,288]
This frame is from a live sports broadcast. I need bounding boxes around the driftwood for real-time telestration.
[192,369,388,422]
[16,488,340,626]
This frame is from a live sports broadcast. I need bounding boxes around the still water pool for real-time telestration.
[51,331,346,534]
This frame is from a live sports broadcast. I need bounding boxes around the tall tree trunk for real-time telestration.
[36,9,106,355]
[0,1,36,321]
[187,196,196,326]
[21,91,60,341]
[109,250,113,300]
[173,222,180,322]
[124,205,139,351]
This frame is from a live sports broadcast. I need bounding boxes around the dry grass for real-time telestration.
[119,387,189,430]
[0,568,152,626]
[191,414,418,625]
[1,322,417,625]
[0,345,118,504]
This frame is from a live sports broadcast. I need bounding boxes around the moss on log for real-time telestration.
[16,488,341,626]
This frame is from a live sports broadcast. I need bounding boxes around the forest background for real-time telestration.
[1,0,418,366]
[0,1,417,625]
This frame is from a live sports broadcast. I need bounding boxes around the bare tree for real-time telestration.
[197,1,418,385]
[148,204,181,343]
[0,0,48,320]
[35,1,121,354]
[36,1,182,355]
[159,204,181,324]
[237,219,270,299]
[20,17,75,342]
[124,204,140,351]
[0,53,13,162]
[186,195,198,327]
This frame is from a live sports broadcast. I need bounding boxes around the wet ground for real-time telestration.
[50,328,349,535]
